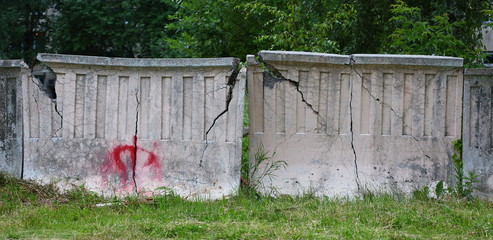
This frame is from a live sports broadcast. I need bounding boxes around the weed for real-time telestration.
[412,186,430,201]
[435,181,445,198]
[451,139,479,199]
[413,140,480,200]
[241,144,287,197]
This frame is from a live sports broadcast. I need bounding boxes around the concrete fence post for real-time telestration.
[0,60,27,178]
[464,69,493,199]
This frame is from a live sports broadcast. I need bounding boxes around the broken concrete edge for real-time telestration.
[37,53,240,68]
[247,51,463,68]
[0,60,29,68]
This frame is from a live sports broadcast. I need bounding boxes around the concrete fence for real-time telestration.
[247,51,463,196]
[464,69,493,199]
[1,54,246,199]
[2,51,493,198]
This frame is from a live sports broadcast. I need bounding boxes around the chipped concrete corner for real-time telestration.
[247,51,464,197]
[3,53,245,199]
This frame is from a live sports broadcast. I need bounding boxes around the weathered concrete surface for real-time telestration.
[22,54,245,199]
[248,51,463,196]
[0,60,26,178]
[464,69,493,199]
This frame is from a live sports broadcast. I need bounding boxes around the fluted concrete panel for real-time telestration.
[248,51,463,197]
[21,54,245,199]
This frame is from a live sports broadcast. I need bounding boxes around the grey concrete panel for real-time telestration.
[464,69,493,199]
[21,54,245,199]
[0,62,26,178]
[248,51,463,197]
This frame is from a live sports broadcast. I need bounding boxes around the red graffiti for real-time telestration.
[102,136,162,190]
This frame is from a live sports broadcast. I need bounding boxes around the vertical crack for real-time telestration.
[348,56,361,192]
[348,57,456,165]
[132,90,140,194]
[200,60,241,167]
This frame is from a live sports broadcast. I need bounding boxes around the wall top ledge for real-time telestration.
[0,60,28,68]
[351,54,463,67]
[37,53,239,68]
[464,68,493,76]
[247,51,463,68]
[248,51,351,65]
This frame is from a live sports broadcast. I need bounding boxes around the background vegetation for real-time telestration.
[0,0,491,66]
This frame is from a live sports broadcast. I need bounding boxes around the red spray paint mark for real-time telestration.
[102,136,162,190]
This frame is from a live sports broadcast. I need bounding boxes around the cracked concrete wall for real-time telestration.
[464,69,493,199]
[22,53,245,199]
[247,51,463,196]
[0,60,26,178]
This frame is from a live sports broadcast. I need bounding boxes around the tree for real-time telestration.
[52,0,177,58]
[346,0,394,54]
[166,0,357,59]
[165,0,269,59]
[1,0,491,66]
[384,0,490,66]
[238,0,355,54]
[0,0,58,65]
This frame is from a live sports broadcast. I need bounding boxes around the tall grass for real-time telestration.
[1,172,492,239]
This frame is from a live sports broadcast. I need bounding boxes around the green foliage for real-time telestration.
[0,0,58,64]
[449,139,479,199]
[385,0,487,67]
[52,0,177,58]
[1,0,491,65]
[348,0,395,54]
[435,180,444,198]
[452,139,464,194]
[166,0,357,58]
[239,1,355,54]
[165,0,265,59]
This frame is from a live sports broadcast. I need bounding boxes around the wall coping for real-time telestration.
[37,53,239,68]
[248,51,463,67]
[352,54,463,67]
[256,51,350,65]
[464,68,493,76]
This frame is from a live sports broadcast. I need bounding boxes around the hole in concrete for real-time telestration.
[31,64,57,100]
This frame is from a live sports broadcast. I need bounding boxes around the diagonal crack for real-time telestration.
[200,60,241,167]
[255,53,328,132]
[348,56,459,164]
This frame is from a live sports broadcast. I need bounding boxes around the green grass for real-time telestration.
[1,173,492,239]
